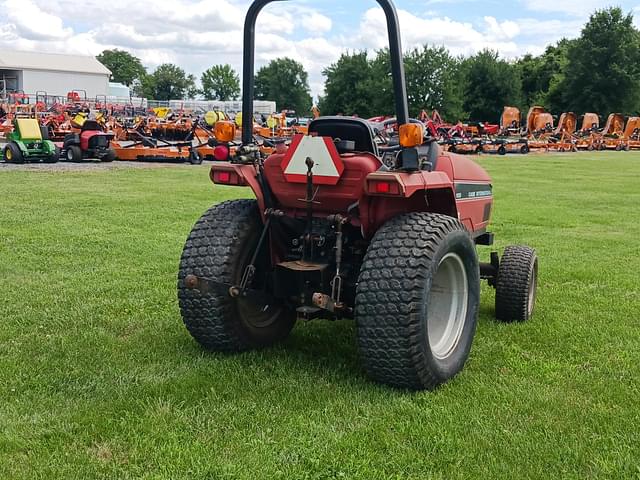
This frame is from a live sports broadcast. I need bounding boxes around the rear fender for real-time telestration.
[361,170,457,237]
[14,141,29,155]
[210,163,266,213]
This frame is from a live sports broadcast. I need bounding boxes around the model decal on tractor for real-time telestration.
[455,183,493,200]
[281,134,344,185]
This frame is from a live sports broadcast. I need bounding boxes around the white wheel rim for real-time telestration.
[427,252,469,360]
[527,264,537,316]
[67,149,74,161]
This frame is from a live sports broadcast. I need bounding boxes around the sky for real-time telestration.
[1,0,640,99]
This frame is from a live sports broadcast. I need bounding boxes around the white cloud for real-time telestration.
[301,12,333,33]
[0,0,596,99]
[353,8,521,56]
[5,0,72,40]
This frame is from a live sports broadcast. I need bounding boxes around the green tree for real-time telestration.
[138,64,197,100]
[320,52,375,117]
[96,49,146,87]
[255,58,312,113]
[561,7,640,114]
[320,48,465,121]
[462,50,522,121]
[201,64,240,101]
[517,39,573,111]
[405,46,465,120]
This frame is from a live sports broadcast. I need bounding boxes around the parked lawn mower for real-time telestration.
[62,119,116,162]
[177,0,539,391]
[546,112,577,152]
[621,116,640,150]
[481,107,529,155]
[3,117,59,163]
[525,106,555,151]
[574,113,600,151]
[596,113,625,150]
[111,128,202,164]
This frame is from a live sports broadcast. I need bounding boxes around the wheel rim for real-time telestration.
[6,149,12,160]
[66,149,74,161]
[427,252,469,360]
[234,236,284,329]
[527,262,538,317]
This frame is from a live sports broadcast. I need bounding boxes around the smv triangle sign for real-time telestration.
[281,134,344,185]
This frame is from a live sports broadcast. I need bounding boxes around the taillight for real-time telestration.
[376,182,390,193]
[211,168,247,186]
[213,145,229,161]
[367,179,402,195]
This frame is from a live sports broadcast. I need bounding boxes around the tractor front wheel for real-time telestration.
[66,145,82,162]
[3,142,23,163]
[498,145,507,155]
[495,246,538,322]
[177,200,295,351]
[355,213,480,390]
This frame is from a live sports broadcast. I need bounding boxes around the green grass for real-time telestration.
[1,153,639,479]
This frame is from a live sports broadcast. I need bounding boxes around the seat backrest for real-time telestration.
[309,117,378,156]
[15,118,42,141]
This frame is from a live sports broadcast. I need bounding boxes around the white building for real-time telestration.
[0,50,111,100]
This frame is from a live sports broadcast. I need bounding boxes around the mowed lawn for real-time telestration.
[1,153,639,479]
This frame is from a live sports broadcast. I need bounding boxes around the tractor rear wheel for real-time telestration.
[4,142,23,163]
[355,213,480,390]
[66,145,82,162]
[520,144,530,154]
[177,199,295,351]
[495,246,538,322]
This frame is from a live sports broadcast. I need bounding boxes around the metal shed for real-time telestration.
[0,50,111,100]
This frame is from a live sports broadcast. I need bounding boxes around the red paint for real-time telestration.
[210,141,493,238]
[80,130,102,150]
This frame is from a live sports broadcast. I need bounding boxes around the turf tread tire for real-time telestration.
[67,145,82,162]
[495,245,538,322]
[4,142,23,163]
[177,199,294,352]
[355,212,480,390]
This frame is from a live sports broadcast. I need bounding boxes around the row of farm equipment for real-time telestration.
[2,88,640,164]
[428,106,640,154]
[0,90,313,164]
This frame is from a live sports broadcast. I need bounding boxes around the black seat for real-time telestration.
[308,117,378,156]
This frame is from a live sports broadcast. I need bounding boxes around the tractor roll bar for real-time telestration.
[241,0,409,144]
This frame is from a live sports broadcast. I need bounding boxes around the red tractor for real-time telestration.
[178,0,539,390]
[62,119,116,162]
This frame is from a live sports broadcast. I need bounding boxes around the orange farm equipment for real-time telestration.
[574,113,600,151]
[596,113,625,150]
[545,112,577,152]
[621,116,640,150]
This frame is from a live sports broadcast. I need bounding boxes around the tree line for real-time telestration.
[98,7,640,121]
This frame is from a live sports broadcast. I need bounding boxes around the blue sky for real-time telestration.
[1,0,639,97]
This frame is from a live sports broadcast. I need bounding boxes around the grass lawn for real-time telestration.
[1,153,639,479]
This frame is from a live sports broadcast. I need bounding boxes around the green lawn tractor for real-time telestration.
[3,118,59,163]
